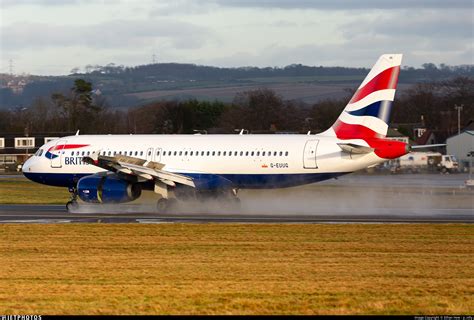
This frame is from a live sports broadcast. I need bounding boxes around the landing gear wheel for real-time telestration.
[167,198,179,213]
[156,198,168,213]
[66,201,79,212]
[67,186,79,212]
[156,198,179,214]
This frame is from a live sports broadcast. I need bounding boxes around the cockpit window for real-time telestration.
[35,149,44,157]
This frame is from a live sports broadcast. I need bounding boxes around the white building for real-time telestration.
[446,131,474,169]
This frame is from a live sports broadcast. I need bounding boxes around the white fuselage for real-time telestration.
[23,133,384,189]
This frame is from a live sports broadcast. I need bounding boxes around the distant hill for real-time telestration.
[1,62,473,110]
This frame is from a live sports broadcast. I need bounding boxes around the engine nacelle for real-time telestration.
[77,175,141,203]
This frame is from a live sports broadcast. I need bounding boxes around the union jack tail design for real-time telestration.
[327,54,402,140]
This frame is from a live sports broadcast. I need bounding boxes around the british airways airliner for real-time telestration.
[22,54,433,212]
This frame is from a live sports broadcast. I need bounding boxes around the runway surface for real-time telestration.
[1,173,472,223]
[0,204,472,224]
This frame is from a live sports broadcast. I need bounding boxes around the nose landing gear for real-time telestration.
[66,187,79,212]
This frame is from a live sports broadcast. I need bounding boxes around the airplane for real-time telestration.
[22,53,437,213]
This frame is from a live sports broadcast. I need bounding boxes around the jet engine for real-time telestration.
[77,175,141,203]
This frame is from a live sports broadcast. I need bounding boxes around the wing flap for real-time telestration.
[83,155,195,188]
[119,161,195,187]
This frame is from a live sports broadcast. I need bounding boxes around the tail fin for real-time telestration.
[325,54,402,140]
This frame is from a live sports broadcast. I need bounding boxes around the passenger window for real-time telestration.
[274,151,277,156]
[140,151,144,156]
[168,151,172,156]
[202,151,205,156]
[108,151,111,156]
[114,151,117,155]
[212,151,215,156]
[240,151,243,156]
[157,151,160,156]
[279,151,283,156]
[246,151,249,156]
[207,151,210,156]
[185,151,188,156]
[174,151,177,156]
[82,151,85,156]
[234,151,238,156]
[134,151,138,156]
[251,151,254,156]
[72,151,75,156]
[218,151,221,156]
[190,151,193,156]
[223,151,226,156]
[87,151,90,156]
[262,151,265,156]
[179,151,182,156]
[257,151,260,156]
[285,151,288,156]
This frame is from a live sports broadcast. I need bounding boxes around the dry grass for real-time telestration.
[0,224,472,315]
[0,177,69,204]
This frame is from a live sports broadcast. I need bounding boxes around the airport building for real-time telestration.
[386,128,410,144]
[0,133,72,172]
[446,130,474,170]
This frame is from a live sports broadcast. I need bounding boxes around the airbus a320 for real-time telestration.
[23,54,438,213]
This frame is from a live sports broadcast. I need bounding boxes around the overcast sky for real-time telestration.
[1,0,473,75]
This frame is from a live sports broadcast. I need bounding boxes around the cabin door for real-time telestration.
[303,140,319,169]
[50,139,67,168]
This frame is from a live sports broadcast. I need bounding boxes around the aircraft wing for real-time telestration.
[83,155,195,188]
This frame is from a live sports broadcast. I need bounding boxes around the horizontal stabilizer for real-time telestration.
[337,143,374,154]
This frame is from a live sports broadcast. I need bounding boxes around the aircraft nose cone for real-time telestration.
[22,157,33,174]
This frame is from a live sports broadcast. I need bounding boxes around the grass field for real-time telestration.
[0,224,472,315]
[0,176,69,204]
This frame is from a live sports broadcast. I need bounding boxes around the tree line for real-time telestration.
[0,77,472,142]
[76,62,473,83]
[2,61,473,110]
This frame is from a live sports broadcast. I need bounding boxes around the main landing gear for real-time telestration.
[66,187,79,212]
[155,188,241,214]
[156,198,179,214]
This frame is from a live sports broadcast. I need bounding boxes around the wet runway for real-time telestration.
[0,204,472,223]
[1,173,472,223]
